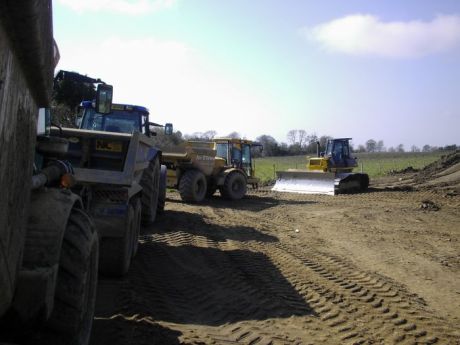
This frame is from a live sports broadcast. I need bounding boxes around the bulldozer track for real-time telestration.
[90,190,459,345]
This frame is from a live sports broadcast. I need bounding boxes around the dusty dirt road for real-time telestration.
[90,184,460,344]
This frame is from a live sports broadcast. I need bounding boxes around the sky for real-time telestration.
[53,0,460,149]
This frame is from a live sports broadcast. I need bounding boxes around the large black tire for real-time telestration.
[47,208,99,345]
[157,164,167,213]
[99,205,134,277]
[140,157,160,224]
[132,198,141,257]
[178,169,207,202]
[220,172,247,200]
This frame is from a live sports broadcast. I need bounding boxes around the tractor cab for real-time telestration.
[77,102,173,137]
[78,101,148,134]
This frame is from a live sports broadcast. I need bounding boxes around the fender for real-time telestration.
[11,188,83,323]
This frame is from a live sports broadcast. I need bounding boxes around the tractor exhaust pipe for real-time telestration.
[316,141,320,157]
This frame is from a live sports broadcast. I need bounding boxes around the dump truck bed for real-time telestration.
[52,127,152,186]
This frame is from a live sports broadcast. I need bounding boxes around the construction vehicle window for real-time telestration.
[242,145,251,166]
[232,144,242,164]
[332,141,344,161]
[326,141,333,156]
[343,141,350,158]
[81,108,141,133]
[216,143,228,163]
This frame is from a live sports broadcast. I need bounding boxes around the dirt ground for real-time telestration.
[90,153,460,345]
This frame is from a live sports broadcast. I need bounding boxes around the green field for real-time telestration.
[253,151,452,184]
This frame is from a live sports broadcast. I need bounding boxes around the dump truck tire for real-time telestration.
[99,205,134,277]
[132,198,141,257]
[179,169,207,202]
[47,208,98,345]
[220,172,247,200]
[141,157,160,224]
[158,165,167,213]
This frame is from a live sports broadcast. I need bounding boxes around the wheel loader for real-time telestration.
[272,138,369,195]
[162,138,262,202]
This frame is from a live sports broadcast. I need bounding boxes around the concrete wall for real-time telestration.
[0,1,53,316]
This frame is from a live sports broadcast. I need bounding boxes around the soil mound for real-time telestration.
[374,151,460,194]
[414,150,460,183]
[413,150,460,193]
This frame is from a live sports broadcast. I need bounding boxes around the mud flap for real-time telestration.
[272,170,336,195]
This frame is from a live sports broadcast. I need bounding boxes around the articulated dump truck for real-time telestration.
[162,138,262,203]
[273,138,369,195]
[0,2,97,344]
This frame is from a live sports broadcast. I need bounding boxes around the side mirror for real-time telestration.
[164,123,173,135]
[37,108,51,136]
[95,84,113,114]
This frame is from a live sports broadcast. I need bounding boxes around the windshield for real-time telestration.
[216,143,229,163]
[80,108,143,134]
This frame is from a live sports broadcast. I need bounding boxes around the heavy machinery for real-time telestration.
[162,138,262,202]
[51,88,173,277]
[273,138,369,195]
[1,2,98,344]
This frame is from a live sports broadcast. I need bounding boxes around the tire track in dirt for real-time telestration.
[258,242,458,344]
[199,193,459,343]
[91,190,459,344]
[131,232,334,344]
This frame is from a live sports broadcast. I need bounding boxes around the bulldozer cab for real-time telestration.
[324,138,357,170]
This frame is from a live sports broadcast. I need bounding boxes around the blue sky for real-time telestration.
[53,0,460,149]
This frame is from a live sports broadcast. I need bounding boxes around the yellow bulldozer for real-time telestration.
[272,138,369,195]
[162,138,262,202]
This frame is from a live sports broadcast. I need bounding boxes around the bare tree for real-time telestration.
[287,130,297,145]
[202,130,217,140]
[366,139,377,153]
[318,135,332,152]
[298,130,308,147]
[396,144,404,153]
[376,140,385,152]
[256,134,279,157]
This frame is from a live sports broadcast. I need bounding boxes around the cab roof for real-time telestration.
[80,100,149,114]
[213,137,256,145]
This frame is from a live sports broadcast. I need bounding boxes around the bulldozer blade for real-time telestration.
[272,170,336,195]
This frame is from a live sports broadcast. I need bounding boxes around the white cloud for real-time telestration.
[56,36,276,138]
[302,14,460,58]
[57,0,176,15]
